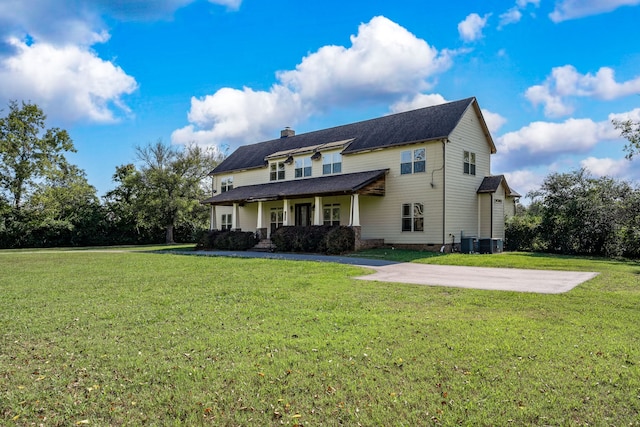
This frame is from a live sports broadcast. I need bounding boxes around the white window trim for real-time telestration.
[270,161,286,181]
[401,202,424,232]
[322,152,342,175]
[221,176,233,193]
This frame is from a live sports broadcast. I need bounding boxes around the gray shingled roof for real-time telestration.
[212,97,491,175]
[477,175,521,197]
[202,169,388,205]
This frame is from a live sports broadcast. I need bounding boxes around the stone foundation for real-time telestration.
[385,243,454,253]
[351,226,385,251]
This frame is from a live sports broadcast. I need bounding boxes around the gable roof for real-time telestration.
[477,175,521,197]
[202,169,388,206]
[211,97,494,175]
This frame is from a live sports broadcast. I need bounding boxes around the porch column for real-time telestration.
[209,205,217,231]
[232,203,239,230]
[350,193,361,227]
[314,196,322,225]
[283,199,290,226]
[257,201,264,229]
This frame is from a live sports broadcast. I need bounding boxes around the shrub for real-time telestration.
[196,230,258,251]
[271,225,355,254]
[325,226,355,254]
[505,214,542,252]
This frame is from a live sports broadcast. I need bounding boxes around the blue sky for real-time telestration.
[1,0,640,200]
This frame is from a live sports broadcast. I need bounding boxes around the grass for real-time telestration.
[1,248,639,426]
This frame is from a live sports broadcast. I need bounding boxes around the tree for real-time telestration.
[27,164,104,246]
[612,118,640,159]
[0,100,75,209]
[527,169,632,257]
[122,140,221,244]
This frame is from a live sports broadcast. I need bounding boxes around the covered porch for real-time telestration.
[201,169,388,243]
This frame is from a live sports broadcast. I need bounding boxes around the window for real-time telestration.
[401,203,424,232]
[401,148,426,174]
[294,157,312,178]
[464,151,476,175]
[270,161,285,181]
[322,153,342,175]
[270,207,283,234]
[220,176,233,193]
[323,204,340,226]
[221,213,232,230]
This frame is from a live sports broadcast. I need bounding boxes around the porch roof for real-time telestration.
[477,175,521,197]
[201,169,388,206]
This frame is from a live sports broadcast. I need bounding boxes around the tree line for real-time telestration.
[0,101,222,248]
[505,169,640,258]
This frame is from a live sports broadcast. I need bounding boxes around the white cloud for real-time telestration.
[173,16,455,147]
[581,156,631,177]
[0,38,137,123]
[0,0,241,124]
[0,0,242,46]
[482,109,508,134]
[0,0,104,47]
[499,8,523,27]
[497,117,617,156]
[389,93,448,114]
[550,0,640,22]
[172,86,304,146]
[526,65,640,117]
[503,169,544,198]
[516,0,540,7]
[458,13,490,42]
[609,107,640,123]
[278,16,452,107]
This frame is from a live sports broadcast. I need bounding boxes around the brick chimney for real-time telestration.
[280,127,295,138]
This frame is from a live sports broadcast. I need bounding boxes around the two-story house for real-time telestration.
[201,97,520,252]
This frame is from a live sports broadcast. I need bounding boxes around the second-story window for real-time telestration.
[401,148,426,175]
[294,157,312,178]
[270,161,285,181]
[220,176,233,193]
[322,153,342,175]
[464,151,476,175]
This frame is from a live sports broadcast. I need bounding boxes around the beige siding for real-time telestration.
[504,196,517,218]
[492,186,507,239]
[349,142,445,244]
[445,106,493,243]
[479,194,491,238]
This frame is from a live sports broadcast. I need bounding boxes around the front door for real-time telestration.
[295,203,312,226]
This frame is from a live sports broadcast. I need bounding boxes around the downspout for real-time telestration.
[442,139,447,247]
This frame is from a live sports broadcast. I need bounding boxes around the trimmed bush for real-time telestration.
[271,225,355,254]
[196,230,258,251]
[325,226,355,254]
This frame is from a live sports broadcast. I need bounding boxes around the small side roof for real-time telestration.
[477,175,521,197]
[211,97,494,175]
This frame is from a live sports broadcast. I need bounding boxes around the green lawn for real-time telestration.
[1,248,639,426]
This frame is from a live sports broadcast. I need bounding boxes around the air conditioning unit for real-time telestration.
[479,238,503,254]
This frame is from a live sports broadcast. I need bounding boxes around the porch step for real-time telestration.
[253,238,275,252]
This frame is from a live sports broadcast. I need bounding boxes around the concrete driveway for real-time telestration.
[353,262,598,294]
[182,250,598,294]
